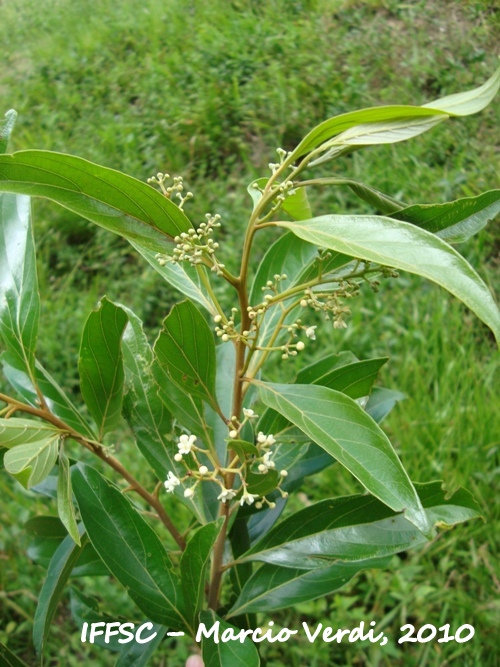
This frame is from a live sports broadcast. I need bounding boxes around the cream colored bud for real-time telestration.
[280,469,288,477]
[221,334,229,342]
[184,488,195,498]
[300,299,308,308]
[229,429,238,439]
[296,341,305,351]
[214,314,222,323]
[174,453,183,462]
[199,465,209,475]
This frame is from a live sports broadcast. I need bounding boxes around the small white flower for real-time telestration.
[240,488,259,506]
[280,469,288,477]
[243,408,257,419]
[263,451,275,469]
[229,429,238,439]
[305,326,317,340]
[164,471,181,493]
[217,487,237,503]
[198,465,209,475]
[184,487,195,498]
[296,341,305,351]
[177,434,197,455]
[258,463,267,473]
[257,431,267,444]
[174,453,183,462]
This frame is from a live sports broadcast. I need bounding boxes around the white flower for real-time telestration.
[243,408,257,419]
[229,429,238,439]
[198,465,209,475]
[240,488,259,506]
[177,434,197,455]
[184,487,195,498]
[164,471,181,493]
[305,326,317,340]
[263,451,275,469]
[257,431,267,444]
[256,432,276,447]
[217,487,237,503]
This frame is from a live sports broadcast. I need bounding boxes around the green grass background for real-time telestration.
[0,0,499,665]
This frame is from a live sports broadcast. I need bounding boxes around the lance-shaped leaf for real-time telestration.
[72,463,191,632]
[154,300,218,409]
[130,241,214,313]
[1,359,97,439]
[239,482,481,570]
[0,109,17,154]
[4,434,60,489]
[290,65,500,160]
[78,297,128,439]
[277,215,500,343]
[255,381,430,535]
[297,178,405,214]
[391,190,500,244]
[0,151,192,253]
[365,387,405,424]
[0,192,40,377]
[180,520,224,629]
[33,526,87,656]
[115,625,167,666]
[0,418,64,448]
[228,557,390,617]
[57,448,80,545]
[199,610,260,667]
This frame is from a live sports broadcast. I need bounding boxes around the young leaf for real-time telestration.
[0,109,17,154]
[228,557,390,617]
[33,527,87,657]
[0,642,32,667]
[72,463,191,632]
[0,418,64,448]
[240,482,481,570]
[423,64,500,115]
[0,151,192,253]
[391,190,500,244]
[1,359,97,439]
[199,610,261,667]
[154,300,218,409]
[180,520,224,629]
[0,192,40,377]
[255,381,430,536]
[4,435,60,489]
[78,297,128,439]
[277,215,500,343]
[57,448,81,545]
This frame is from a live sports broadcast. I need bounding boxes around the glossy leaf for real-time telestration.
[290,65,500,159]
[0,642,31,667]
[228,557,389,616]
[0,151,192,253]
[154,300,218,408]
[199,610,260,667]
[4,435,60,489]
[33,526,87,656]
[391,190,500,243]
[69,588,123,652]
[72,463,190,632]
[1,360,97,439]
[0,418,64,448]
[205,342,236,465]
[0,192,39,377]
[278,215,500,343]
[240,482,481,570]
[57,448,81,545]
[0,109,17,154]
[298,178,404,214]
[78,297,128,439]
[297,356,388,397]
[130,241,214,313]
[180,520,223,629]
[114,625,167,666]
[256,381,430,535]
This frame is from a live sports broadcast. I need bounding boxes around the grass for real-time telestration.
[0,0,499,665]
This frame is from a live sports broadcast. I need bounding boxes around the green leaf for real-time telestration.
[114,625,167,666]
[180,520,224,629]
[248,177,312,220]
[246,470,279,496]
[0,642,32,667]
[277,215,500,343]
[366,387,405,424]
[72,463,190,632]
[391,190,500,243]
[57,448,81,545]
[255,381,430,535]
[154,300,218,409]
[0,109,17,154]
[4,435,60,489]
[0,418,64,449]
[297,178,404,214]
[78,297,128,439]
[0,150,192,253]
[290,65,500,160]
[69,588,123,652]
[0,192,40,377]
[228,557,389,616]
[130,242,215,313]
[240,482,481,570]
[199,610,260,667]
[1,359,97,439]
[33,526,87,656]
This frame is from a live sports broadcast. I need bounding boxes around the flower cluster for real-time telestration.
[147,172,193,209]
